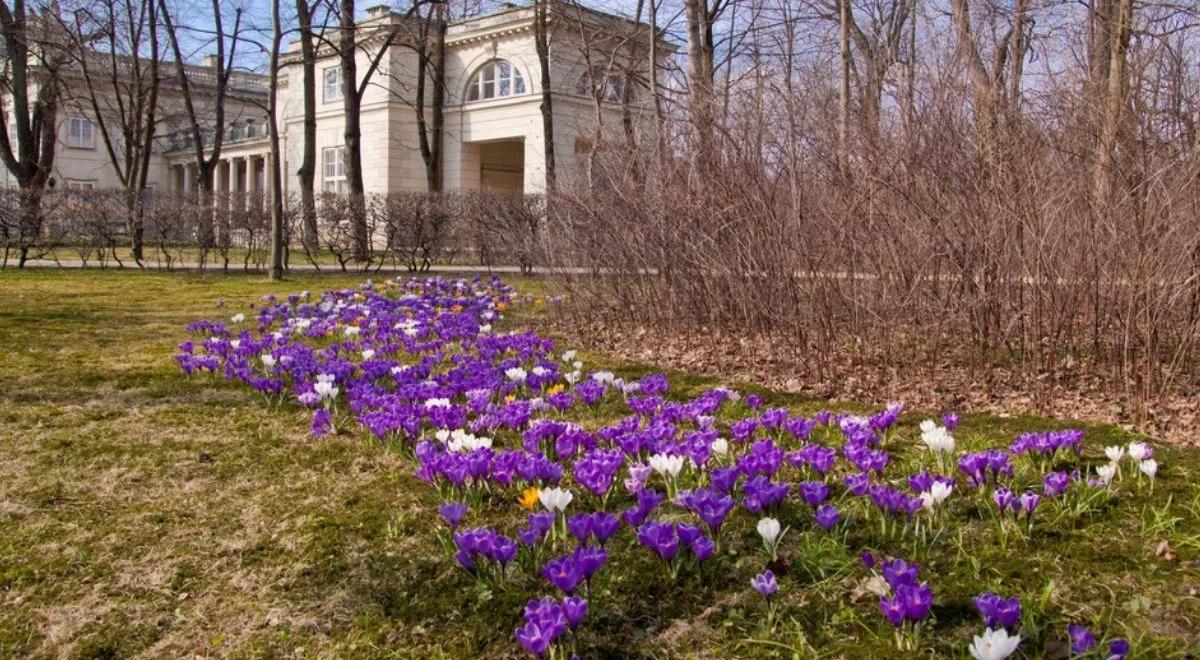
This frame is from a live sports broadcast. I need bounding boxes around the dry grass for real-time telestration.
[1,269,1198,658]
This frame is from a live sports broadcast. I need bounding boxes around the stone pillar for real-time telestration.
[241,156,252,208]
[225,159,236,211]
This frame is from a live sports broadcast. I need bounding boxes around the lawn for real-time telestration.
[0,269,1198,658]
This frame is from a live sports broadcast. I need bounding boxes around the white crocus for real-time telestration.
[1096,463,1117,485]
[531,366,549,378]
[230,313,245,323]
[1105,445,1126,463]
[505,367,528,383]
[920,422,956,454]
[229,339,241,350]
[756,517,781,545]
[343,326,361,336]
[447,431,491,452]
[361,349,375,361]
[561,350,577,362]
[571,361,583,370]
[969,628,1022,660]
[261,354,276,368]
[920,481,954,510]
[648,453,685,477]
[710,437,729,456]
[1139,459,1158,479]
[424,398,451,409]
[592,371,615,385]
[564,371,581,385]
[313,379,339,400]
[1127,442,1151,462]
[539,487,573,512]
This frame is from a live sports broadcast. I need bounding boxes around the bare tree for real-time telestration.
[158,0,243,253]
[60,0,161,263]
[0,0,67,267]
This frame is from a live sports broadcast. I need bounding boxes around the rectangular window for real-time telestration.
[322,146,346,193]
[323,67,343,103]
[67,117,95,149]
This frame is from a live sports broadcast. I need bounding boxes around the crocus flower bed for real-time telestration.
[175,276,1189,657]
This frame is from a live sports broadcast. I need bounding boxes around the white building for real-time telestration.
[28,3,663,202]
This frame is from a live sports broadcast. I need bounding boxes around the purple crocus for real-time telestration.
[677,523,703,546]
[542,555,583,594]
[567,513,594,544]
[879,593,906,628]
[751,570,777,599]
[562,596,588,629]
[800,481,830,508]
[636,520,679,560]
[897,583,933,622]
[574,545,608,579]
[814,504,840,531]
[973,592,1021,631]
[311,408,333,437]
[1068,624,1097,655]
[691,535,715,563]
[1108,639,1129,659]
[861,551,876,569]
[591,511,621,545]
[993,487,1016,513]
[1018,490,1041,517]
[438,502,468,529]
[882,558,920,588]
[514,622,554,657]
[1044,471,1071,497]
[942,412,960,430]
[845,472,871,496]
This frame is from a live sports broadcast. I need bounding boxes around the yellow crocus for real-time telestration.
[519,487,540,509]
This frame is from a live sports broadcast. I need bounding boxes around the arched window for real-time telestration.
[575,67,626,103]
[466,60,526,102]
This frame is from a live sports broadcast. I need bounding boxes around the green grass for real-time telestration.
[0,269,1198,658]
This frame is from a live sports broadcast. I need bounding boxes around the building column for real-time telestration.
[260,154,272,210]
[240,156,251,208]
[225,158,237,210]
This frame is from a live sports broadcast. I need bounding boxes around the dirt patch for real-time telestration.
[545,318,1200,445]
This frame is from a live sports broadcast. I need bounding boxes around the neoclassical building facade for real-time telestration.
[16,3,659,202]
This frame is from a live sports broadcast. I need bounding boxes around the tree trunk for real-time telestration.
[684,0,714,161]
[339,0,370,260]
[838,0,851,173]
[269,0,286,280]
[1092,0,1133,208]
[16,186,44,268]
[296,0,319,255]
[950,0,1000,173]
[535,0,556,191]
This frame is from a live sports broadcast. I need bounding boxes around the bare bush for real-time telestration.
[462,192,545,274]
[375,192,461,272]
